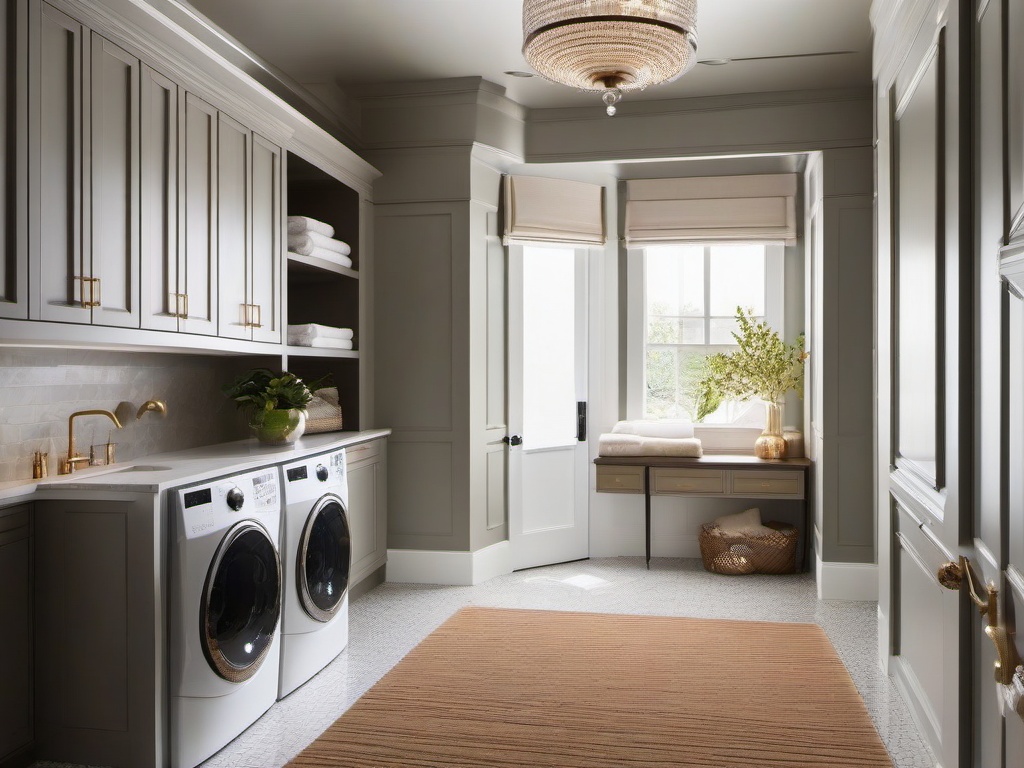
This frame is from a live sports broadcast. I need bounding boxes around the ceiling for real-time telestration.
[183,0,873,111]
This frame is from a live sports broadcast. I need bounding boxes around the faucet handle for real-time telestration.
[136,400,167,420]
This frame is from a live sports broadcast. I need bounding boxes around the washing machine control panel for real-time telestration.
[176,468,279,539]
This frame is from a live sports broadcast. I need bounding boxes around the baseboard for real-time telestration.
[816,557,879,601]
[890,655,943,760]
[386,541,512,586]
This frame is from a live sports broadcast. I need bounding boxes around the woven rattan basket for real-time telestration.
[698,521,798,575]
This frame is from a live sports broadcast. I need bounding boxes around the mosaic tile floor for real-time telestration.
[35,557,936,768]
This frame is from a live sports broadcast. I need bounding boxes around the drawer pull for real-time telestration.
[761,481,772,487]
[676,483,694,490]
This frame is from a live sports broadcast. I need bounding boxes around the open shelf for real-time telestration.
[286,345,359,359]
[287,253,359,281]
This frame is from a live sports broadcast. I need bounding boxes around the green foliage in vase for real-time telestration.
[693,307,807,422]
[222,368,327,416]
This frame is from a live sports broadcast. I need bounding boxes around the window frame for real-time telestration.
[627,241,786,443]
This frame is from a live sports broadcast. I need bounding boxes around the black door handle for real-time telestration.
[503,434,523,446]
[576,401,587,442]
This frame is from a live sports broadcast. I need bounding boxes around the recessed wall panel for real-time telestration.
[375,212,453,431]
[387,442,454,538]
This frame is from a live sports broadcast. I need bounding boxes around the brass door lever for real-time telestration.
[938,556,1021,685]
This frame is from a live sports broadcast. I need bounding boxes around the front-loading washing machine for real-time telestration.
[169,466,283,768]
[278,448,351,698]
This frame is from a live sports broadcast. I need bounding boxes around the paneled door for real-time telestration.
[0,0,27,320]
[507,244,589,570]
[882,10,968,767]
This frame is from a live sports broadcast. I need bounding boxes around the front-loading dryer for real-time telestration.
[169,467,282,768]
[278,448,351,698]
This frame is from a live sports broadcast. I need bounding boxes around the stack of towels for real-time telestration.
[598,419,703,457]
[287,215,353,269]
[287,323,354,350]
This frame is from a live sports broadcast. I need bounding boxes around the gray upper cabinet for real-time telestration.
[178,93,218,335]
[140,73,218,336]
[218,116,281,343]
[30,2,140,328]
[30,0,84,323]
[88,32,140,328]
[7,0,373,357]
[250,133,281,343]
[217,112,250,340]
[139,64,179,333]
[0,0,27,320]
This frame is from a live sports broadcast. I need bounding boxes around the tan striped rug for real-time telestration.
[287,607,893,767]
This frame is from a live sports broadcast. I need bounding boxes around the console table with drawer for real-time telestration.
[594,456,812,571]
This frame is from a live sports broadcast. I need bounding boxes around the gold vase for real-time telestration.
[754,401,787,460]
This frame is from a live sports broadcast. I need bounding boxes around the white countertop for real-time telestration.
[1,429,390,502]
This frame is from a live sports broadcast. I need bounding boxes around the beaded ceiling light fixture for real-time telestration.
[522,0,699,115]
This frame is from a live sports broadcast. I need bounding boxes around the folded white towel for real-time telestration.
[712,508,775,537]
[287,215,335,237]
[288,248,353,269]
[597,434,703,458]
[287,323,354,343]
[611,419,695,439]
[287,336,354,350]
[288,231,351,257]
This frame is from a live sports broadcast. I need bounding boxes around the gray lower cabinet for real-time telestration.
[348,438,388,590]
[0,0,27,320]
[0,504,32,766]
[33,496,161,768]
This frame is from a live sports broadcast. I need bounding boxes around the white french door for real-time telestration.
[507,244,589,571]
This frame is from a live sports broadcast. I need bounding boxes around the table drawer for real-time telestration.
[596,465,645,493]
[652,468,725,495]
[730,471,804,498]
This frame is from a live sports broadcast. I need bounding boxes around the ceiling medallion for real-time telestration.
[522,0,699,116]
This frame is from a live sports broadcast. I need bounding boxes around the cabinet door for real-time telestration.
[30,0,86,323]
[0,0,27,320]
[250,132,280,343]
[178,93,217,336]
[217,112,250,340]
[89,32,139,328]
[140,64,178,332]
[348,446,387,585]
[0,506,31,761]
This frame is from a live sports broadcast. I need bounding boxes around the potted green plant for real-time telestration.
[693,307,807,459]
[222,368,325,445]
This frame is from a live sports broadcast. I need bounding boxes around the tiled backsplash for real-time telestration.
[0,349,260,483]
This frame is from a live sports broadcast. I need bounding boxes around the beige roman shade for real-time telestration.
[625,174,798,245]
[503,175,606,245]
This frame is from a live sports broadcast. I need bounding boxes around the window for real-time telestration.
[641,242,784,424]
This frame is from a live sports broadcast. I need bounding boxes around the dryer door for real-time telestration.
[298,494,351,622]
[201,521,281,682]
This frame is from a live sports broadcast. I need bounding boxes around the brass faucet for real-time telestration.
[61,409,124,474]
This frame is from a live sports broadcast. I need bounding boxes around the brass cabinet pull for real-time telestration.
[938,556,1021,684]
[76,276,100,308]
[241,303,263,329]
[181,293,189,319]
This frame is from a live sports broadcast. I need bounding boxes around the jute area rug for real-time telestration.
[287,606,893,767]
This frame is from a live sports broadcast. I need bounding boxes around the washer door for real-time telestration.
[201,521,281,682]
[298,494,351,622]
